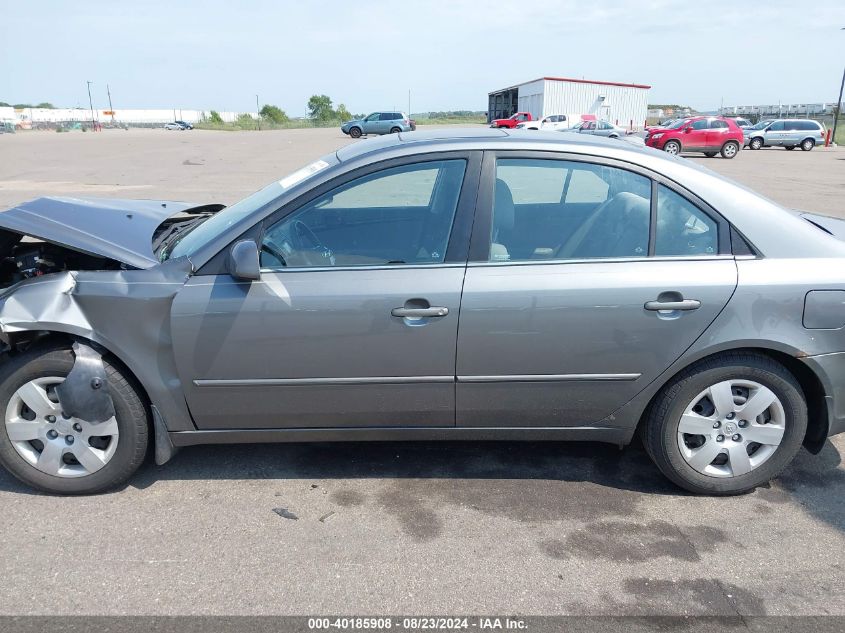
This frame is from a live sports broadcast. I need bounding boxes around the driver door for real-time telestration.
[362,113,380,134]
[171,154,480,430]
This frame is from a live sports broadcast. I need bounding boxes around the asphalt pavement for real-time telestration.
[0,128,844,616]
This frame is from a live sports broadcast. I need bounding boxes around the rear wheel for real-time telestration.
[348,127,362,139]
[720,141,739,159]
[749,137,763,150]
[801,138,815,151]
[389,126,402,134]
[0,346,148,495]
[663,140,681,155]
[642,353,807,495]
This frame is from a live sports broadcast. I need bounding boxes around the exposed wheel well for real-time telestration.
[3,331,153,428]
[637,347,828,453]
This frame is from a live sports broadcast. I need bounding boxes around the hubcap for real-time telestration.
[724,144,737,157]
[4,377,119,478]
[665,143,679,155]
[677,379,785,478]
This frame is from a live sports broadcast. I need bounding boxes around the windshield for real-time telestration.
[750,120,771,130]
[666,119,687,129]
[165,157,335,261]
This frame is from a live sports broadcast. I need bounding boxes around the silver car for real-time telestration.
[745,118,825,151]
[561,120,628,138]
[1,128,844,496]
[340,111,412,138]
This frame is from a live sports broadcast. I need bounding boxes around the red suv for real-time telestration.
[645,116,743,159]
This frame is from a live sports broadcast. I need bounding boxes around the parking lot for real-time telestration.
[0,128,844,616]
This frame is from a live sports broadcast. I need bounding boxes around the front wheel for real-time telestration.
[748,137,763,150]
[0,346,149,494]
[801,139,815,151]
[348,127,362,139]
[720,141,739,159]
[642,353,807,495]
[663,140,681,155]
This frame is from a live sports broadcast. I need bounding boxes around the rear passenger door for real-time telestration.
[706,119,730,147]
[378,113,396,133]
[455,153,738,429]
[783,121,801,146]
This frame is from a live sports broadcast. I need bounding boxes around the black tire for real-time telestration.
[641,352,807,495]
[785,146,795,151]
[348,127,362,139]
[663,140,681,155]
[720,141,740,159]
[749,137,763,150]
[389,127,402,134]
[0,345,149,495]
[800,138,815,151]
[703,152,717,158]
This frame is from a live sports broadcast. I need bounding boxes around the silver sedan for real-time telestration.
[560,120,630,138]
[0,128,843,496]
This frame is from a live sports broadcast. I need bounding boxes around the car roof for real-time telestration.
[335,126,659,162]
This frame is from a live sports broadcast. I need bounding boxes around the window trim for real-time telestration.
[256,151,481,272]
[468,149,733,264]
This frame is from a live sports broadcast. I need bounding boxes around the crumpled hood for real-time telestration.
[0,196,222,269]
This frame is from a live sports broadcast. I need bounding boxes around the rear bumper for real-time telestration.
[800,352,845,438]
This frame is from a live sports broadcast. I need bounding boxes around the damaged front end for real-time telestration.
[0,196,223,463]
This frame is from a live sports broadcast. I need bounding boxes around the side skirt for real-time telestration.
[169,425,633,447]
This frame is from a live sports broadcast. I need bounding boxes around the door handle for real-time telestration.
[644,299,701,311]
[391,306,449,318]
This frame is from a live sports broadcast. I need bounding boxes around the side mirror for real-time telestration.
[227,240,261,281]
[684,127,692,133]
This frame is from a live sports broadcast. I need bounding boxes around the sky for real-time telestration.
[2,0,844,115]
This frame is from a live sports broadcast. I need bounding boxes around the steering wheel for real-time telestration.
[260,239,288,267]
[291,220,335,265]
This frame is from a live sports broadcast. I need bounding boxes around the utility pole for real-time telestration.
[833,28,845,147]
[256,94,260,131]
[86,81,95,131]
[408,89,411,119]
[106,84,114,122]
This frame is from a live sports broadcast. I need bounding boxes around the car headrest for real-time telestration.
[494,178,515,232]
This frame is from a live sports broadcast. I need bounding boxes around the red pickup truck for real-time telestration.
[490,112,534,128]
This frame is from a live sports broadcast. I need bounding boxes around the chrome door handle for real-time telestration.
[391,307,449,318]
[644,299,701,311]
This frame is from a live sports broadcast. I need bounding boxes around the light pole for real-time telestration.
[256,94,260,131]
[86,81,95,131]
[106,84,115,123]
[833,28,845,147]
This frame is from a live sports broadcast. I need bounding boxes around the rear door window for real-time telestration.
[490,158,651,262]
[655,185,718,257]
